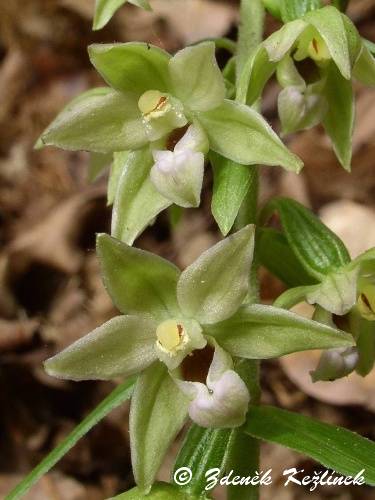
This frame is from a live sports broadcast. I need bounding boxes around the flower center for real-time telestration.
[307,35,330,62]
[357,284,375,321]
[156,319,189,354]
[138,90,170,116]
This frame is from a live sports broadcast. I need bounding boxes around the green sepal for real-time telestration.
[303,6,358,80]
[350,312,375,376]
[129,364,189,493]
[88,43,171,95]
[44,315,157,380]
[261,197,351,280]
[280,0,322,23]
[93,0,151,31]
[323,62,354,171]
[258,228,318,287]
[198,100,303,172]
[245,405,375,486]
[109,482,208,500]
[39,88,148,153]
[207,304,354,359]
[88,152,112,182]
[353,44,375,86]
[97,233,181,320]
[111,148,171,244]
[177,225,255,324]
[169,42,225,111]
[173,424,232,497]
[107,151,129,205]
[210,151,252,236]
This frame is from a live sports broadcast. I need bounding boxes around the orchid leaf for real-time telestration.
[210,152,252,236]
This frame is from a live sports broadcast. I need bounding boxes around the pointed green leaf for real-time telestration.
[173,424,232,496]
[304,6,353,79]
[40,89,147,153]
[207,304,354,359]
[169,42,225,111]
[258,228,317,287]
[263,197,351,280]
[7,378,135,500]
[44,316,156,380]
[245,405,375,486]
[89,43,171,95]
[323,62,354,170]
[354,45,375,86]
[210,152,252,236]
[93,0,151,31]
[111,482,206,499]
[97,234,181,319]
[107,151,129,205]
[111,148,171,245]
[130,363,189,492]
[177,225,255,324]
[198,100,303,172]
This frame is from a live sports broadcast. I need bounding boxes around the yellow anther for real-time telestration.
[357,284,375,321]
[156,319,185,352]
[307,36,331,62]
[138,90,168,115]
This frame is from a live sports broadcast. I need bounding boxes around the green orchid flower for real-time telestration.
[38,41,302,244]
[239,5,375,170]
[44,225,353,492]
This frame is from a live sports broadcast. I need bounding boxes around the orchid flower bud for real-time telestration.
[176,342,250,428]
[310,347,359,382]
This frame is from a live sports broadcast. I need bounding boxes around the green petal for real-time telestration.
[169,42,225,111]
[177,225,255,324]
[40,89,147,153]
[107,151,129,205]
[323,62,354,170]
[353,44,375,86]
[97,234,181,320]
[130,364,189,492]
[44,315,157,380]
[198,100,303,172]
[93,0,151,31]
[238,20,307,105]
[304,6,356,80]
[111,148,171,244]
[89,43,171,95]
[207,304,355,359]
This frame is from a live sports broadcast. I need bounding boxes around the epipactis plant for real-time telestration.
[44,226,354,491]
[9,1,375,500]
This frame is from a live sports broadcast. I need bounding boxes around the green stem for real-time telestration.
[5,378,135,500]
[228,2,264,499]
